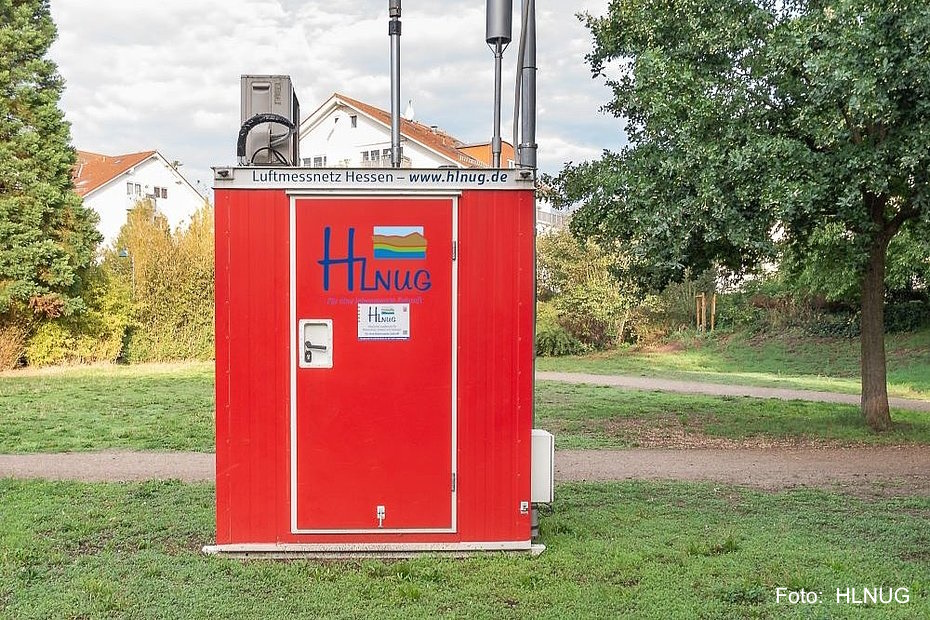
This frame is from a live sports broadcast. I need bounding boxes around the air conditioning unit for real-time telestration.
[240,75,300,166]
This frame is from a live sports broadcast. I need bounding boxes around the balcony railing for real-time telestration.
[360,156,412,168]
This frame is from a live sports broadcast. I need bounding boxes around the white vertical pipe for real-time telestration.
[389,1,402,168]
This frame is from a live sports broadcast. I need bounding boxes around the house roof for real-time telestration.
[73,150,157,197]
[308,93,494,168]
[458,142,516,167]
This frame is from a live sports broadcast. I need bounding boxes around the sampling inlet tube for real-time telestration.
[519,0,537,170]
[492,41,505,168]
[487,0,512,169]
[389,0,402,168]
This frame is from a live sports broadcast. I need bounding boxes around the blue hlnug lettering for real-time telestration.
[318,227,432,293]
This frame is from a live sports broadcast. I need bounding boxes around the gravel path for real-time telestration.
[558,446,930,495]
[2,447,928,495]
[0,452,214,483]
[537,371,930,412]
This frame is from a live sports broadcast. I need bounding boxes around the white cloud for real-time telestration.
[49,0,623,189]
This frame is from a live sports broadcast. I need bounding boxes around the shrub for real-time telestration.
[104,200,214,362]
[535,302,584,356]
[0,322,28,370]
[885,300,930,333]
[24,265,132,366]
[537,229,635,350]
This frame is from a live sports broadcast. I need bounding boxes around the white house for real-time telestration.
[297,93,573,230]
[298,93,515,169]
[73,150,206,248]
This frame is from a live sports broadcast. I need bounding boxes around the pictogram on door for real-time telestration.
[290,196,457,533]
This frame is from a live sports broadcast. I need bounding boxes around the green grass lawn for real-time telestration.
[1,364,928,454]
[0,480,926,619]
[536,328,930,400]
[0,362,215,453]
[536,382,930,449]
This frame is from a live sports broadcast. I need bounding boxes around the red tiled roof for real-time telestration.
[458,142,515,167]
[333,93,486,168]
[72,150,156,197]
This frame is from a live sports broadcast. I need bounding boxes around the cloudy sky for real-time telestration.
[49,0,624,193]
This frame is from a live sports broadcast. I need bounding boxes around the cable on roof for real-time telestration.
[237,113,296,166]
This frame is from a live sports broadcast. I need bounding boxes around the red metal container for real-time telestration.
[207,167,536,555]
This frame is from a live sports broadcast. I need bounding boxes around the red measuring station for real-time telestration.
[206,168,550,556]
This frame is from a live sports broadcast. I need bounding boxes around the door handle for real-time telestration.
[298,319,333,369]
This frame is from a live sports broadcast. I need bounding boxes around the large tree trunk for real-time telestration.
[860,238,892,431]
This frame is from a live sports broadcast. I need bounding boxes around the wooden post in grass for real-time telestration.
[711,293,717,332]
[695,293,706,332]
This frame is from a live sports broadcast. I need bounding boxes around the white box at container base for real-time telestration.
[531,429,554,503]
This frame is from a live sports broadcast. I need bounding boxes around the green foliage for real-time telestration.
[0,0,100,320]
[885,300,930,333]
[551,0,930,290]
[103,199,214,362]
[24,264,131,366]
[0,320,28,369]
[19,199,214,367]
[536,230,720,347]
[536,229,636,349]
[535,302,585,356]
[784,219,930,304]
[631,270,718,340]
[716,276,929,338]
[549,1,930,426]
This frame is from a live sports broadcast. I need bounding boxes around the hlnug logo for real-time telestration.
[318,226,432,293]
[372,226,427,260]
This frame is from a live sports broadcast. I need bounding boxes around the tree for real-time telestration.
[537,228,637,349]
[103,199,214,362]
[549,0,930,430]
[0,0,100,320]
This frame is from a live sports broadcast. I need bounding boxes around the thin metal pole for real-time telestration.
[492,41,504,168]
[389,1,402,168]
[519,0,537,170]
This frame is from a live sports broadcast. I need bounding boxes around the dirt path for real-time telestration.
[558,447,930,496]
[2,447,928,495]
[537,371,930,412]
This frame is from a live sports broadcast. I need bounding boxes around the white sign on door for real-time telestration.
[357,304,410,341]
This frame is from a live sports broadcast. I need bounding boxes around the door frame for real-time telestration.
[288,192,459,535]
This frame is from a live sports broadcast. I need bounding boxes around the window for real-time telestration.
[134,183,141,195]
[126,182,133,195]
[312,156,327,168]
[350,115,357,128]
[302,158,314,166]
[162,187,167,199]
[154,187,162,198]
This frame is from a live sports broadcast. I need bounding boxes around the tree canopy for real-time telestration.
[548,0,930,429]
[0,0,99,319]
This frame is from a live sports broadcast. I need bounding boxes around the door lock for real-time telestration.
[304,340,328,363]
